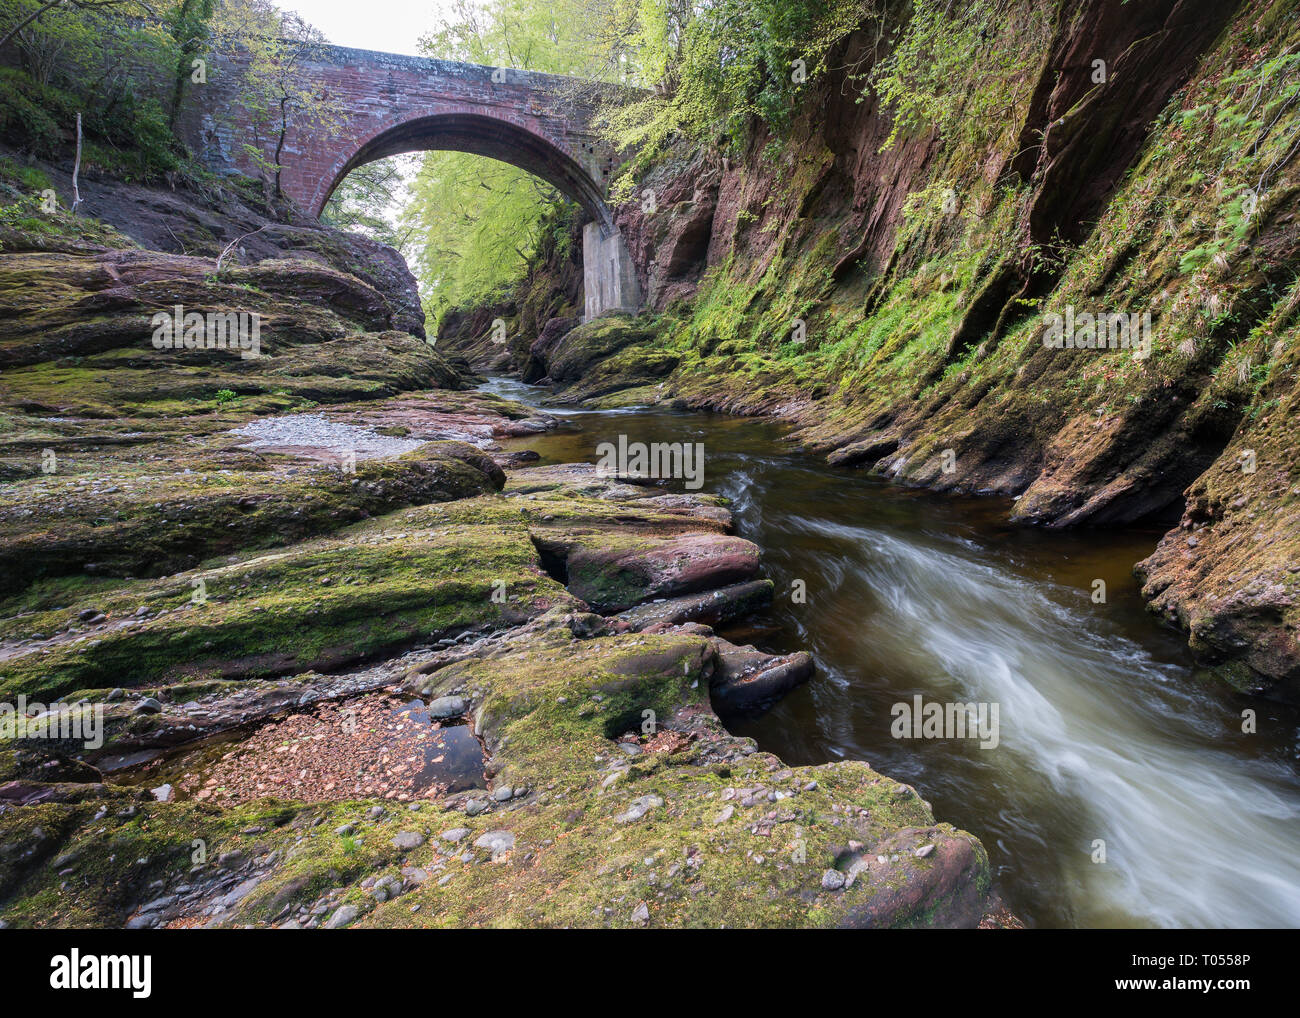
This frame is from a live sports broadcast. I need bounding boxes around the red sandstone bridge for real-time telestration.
[180,42,641,319]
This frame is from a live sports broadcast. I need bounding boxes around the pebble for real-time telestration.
[616,795,664,824]
[230,414,425,459]
[323,904,360,929]
[440,827,470,843]
[427,695,466,718]
[473,830,515,856]
[390,831,426,850]
[821,869,846,891]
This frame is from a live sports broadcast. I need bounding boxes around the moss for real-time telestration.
[0,496,580,700]
[0,444,502,598]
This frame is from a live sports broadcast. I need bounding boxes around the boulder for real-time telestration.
[708,637,815,712]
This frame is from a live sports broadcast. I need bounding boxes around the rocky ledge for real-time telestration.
[0,452,989,928]
[0,169,990,928]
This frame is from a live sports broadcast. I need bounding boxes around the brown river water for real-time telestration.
[487,376,1300,929]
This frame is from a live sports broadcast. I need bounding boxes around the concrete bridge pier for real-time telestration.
[583,223,642,320]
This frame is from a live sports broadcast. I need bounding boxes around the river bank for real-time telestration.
[483,375,1300,928]
[0,396,992,927]
[436,0,1300,701]
[0,181,993,926]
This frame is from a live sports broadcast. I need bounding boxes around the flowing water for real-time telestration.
[485,377,1300,929]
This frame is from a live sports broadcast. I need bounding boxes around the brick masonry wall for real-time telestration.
[179,42,622,223]
[176,41,642,317]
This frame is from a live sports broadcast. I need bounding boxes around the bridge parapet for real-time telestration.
[179,41,642,317]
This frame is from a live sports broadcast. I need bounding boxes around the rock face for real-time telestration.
[542,315,660,384]
[708,638,815,713]
[439,0,1300,695]
[1134,345,1300,695]
[9,151,427,338]
[523,316,580,383]
[563,534,760,613]
[613,580,774,632]
[0,44,998,928]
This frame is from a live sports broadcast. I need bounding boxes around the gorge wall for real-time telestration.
[441,0,1300,699]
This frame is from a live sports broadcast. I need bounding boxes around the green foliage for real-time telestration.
[321,156,416,250]
[167,0,217,126]
[419,0,641,79]
[0,67,78,157]
[867,0,1051,153]
[403,151,577,329]
[0,1,187,179]
[606,0,873,169]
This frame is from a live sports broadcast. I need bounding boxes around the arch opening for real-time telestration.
[316,113,614,233]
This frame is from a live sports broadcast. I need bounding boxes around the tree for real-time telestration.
[403,150,572,329]
[208,0,342,197]
[322,154,418,250]
[0,0,155,51]
[1,0,185,178]
[167,0,215,127]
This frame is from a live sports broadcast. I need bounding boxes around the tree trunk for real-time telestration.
[71,111,82,215]
[274,96,288,197]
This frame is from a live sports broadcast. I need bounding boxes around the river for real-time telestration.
[486,376,1300,929]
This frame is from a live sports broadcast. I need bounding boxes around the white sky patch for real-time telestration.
[270,0,459,57]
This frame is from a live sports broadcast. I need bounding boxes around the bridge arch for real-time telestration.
[182,43,642,317]
[313,111,615,231]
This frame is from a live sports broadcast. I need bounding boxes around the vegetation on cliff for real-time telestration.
[3,0,1298,936]
[446,0,1300,696]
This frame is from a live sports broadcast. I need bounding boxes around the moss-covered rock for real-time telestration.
[0,618,988,929]
[0,494,582,701]
[0,444,505,596]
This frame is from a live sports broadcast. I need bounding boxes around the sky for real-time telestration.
[272,0,457,56]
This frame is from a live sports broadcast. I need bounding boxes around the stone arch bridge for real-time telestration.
[180,42,640,320]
